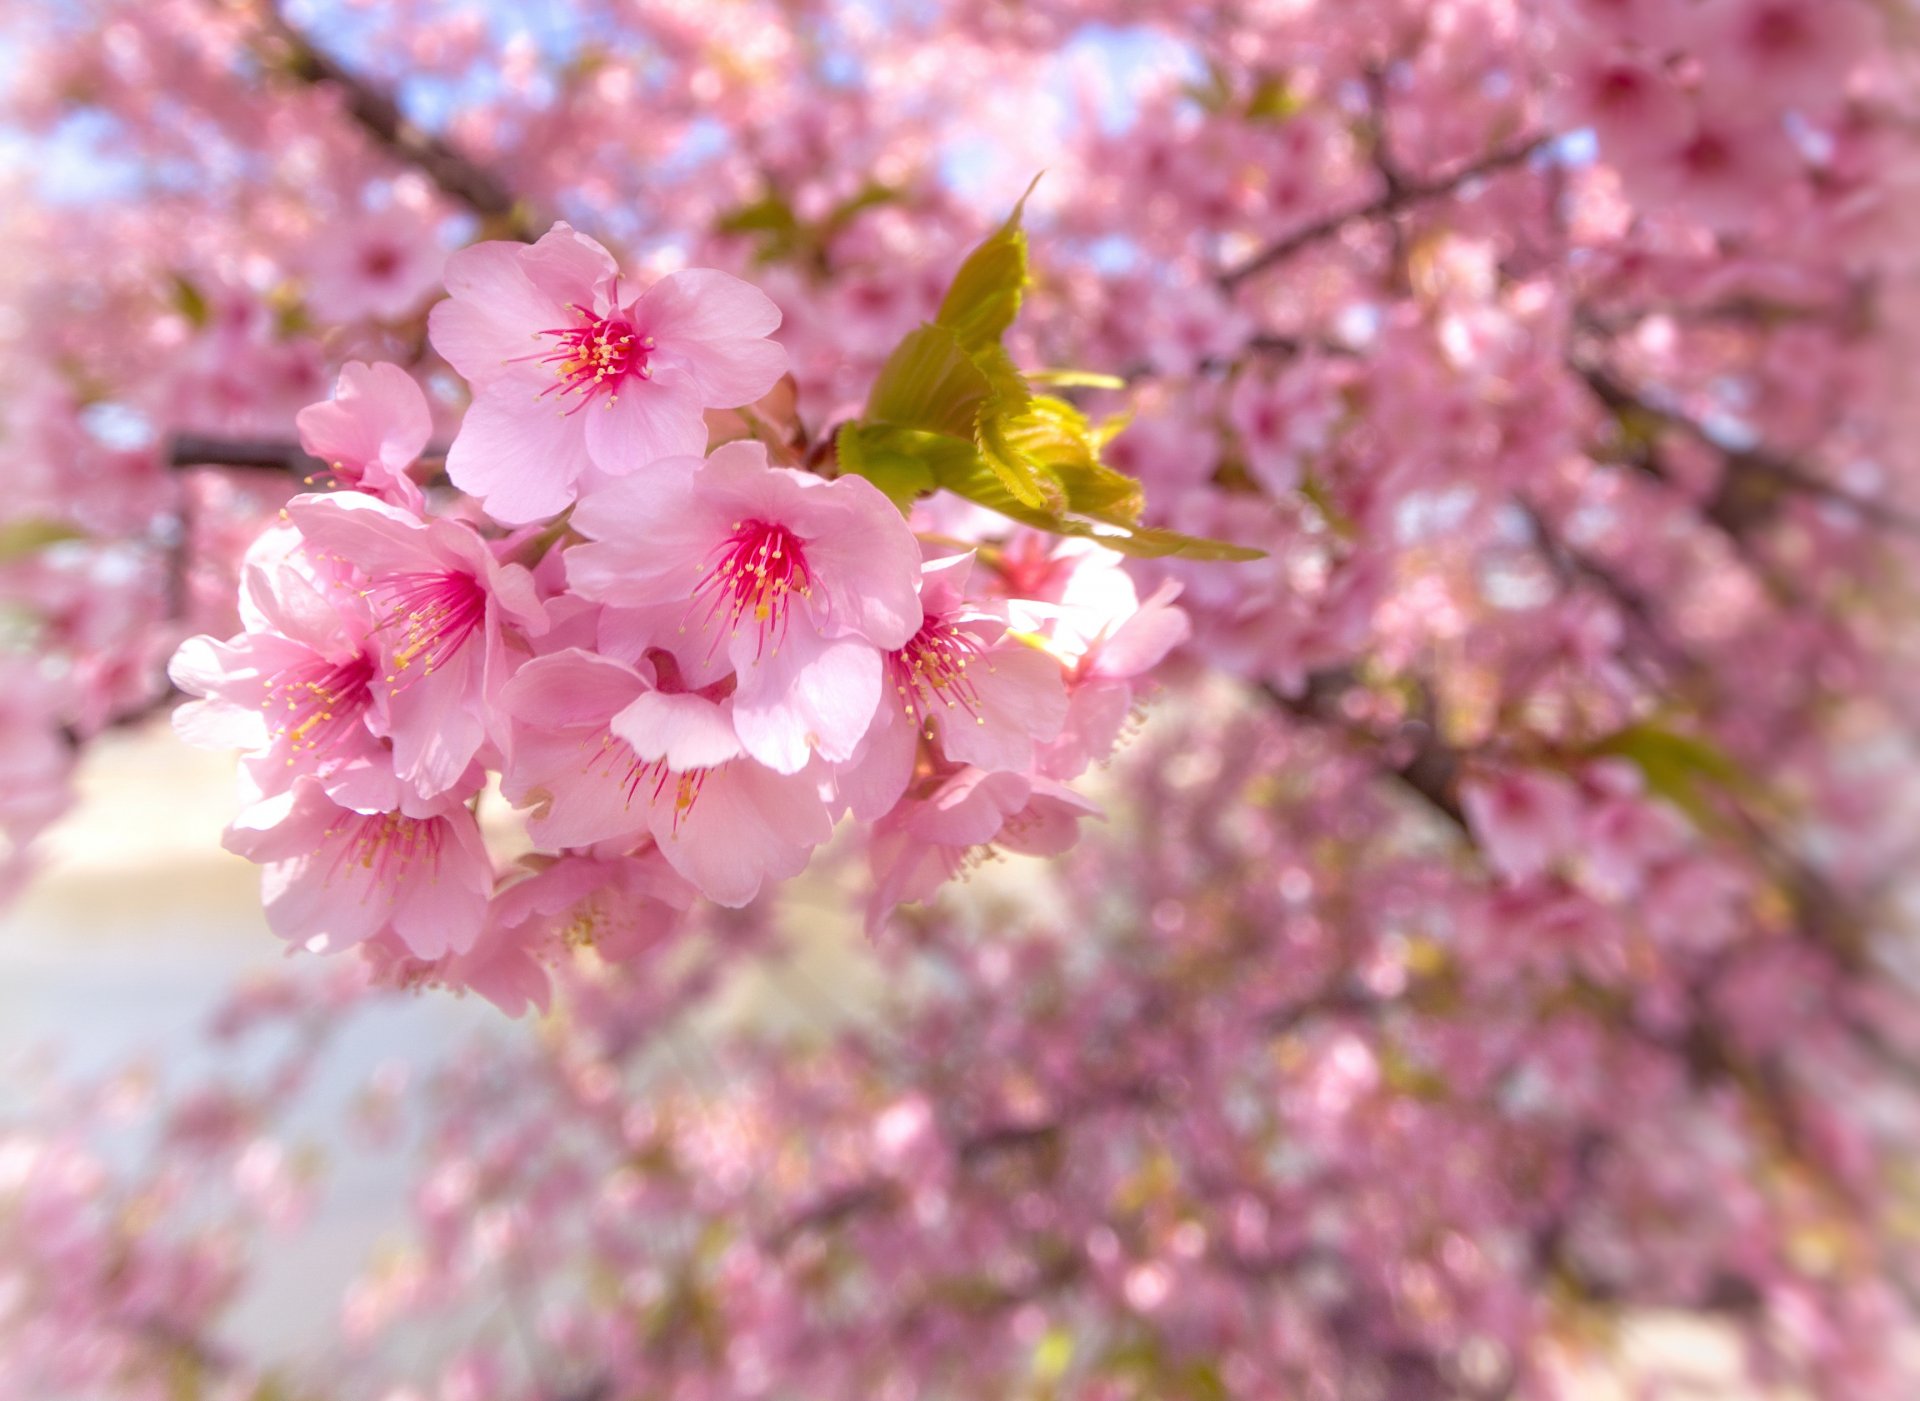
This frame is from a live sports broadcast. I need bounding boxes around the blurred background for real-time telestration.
[2,1,1917,1397]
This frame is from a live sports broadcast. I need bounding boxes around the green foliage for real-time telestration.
[0,518,83,564]
[838,184,1262,562]
[168,272,210,329]
[1182,59,1302,124]
[1588,722,1755,830]
[716,181,900,271]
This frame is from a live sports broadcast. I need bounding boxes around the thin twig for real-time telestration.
[1218,133,1550,290]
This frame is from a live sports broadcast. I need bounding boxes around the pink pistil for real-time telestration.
[690,519,816,659]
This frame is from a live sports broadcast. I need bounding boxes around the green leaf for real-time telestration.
[1588,723,1753,829]
[835,423,938,510]
[168,273,210,329]
[934,174,1040,355]
[970,341,1054,511]
[0,519,84,564]
[938,457,1263,561]
[865,322,991,437]
[1246,74,1304,123]
[845,179,1263,563]
[1025,369,1126,390]
[1001,395,1142,522]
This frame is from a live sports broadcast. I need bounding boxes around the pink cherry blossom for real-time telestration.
[286,492,547,802]
[867,766,1099,930]
[294,361,433,510]
[566,439,922,773]
[169,527,396,813]
[428,223,787,524]
[300,205,448,323]
[497,648,834,906]
[222,777,493,957]
[842,553,1068,820]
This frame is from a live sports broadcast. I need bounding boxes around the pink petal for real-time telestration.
[445,393,592,525]
[611,691,744,771]
[429,241,564,384]
[296,361,432,476]
[582,377,709,474]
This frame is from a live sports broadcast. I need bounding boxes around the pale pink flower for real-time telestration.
[1630,106,1804,232]
[360,852,689,1015]
[1549,48,1691,169]
[1685,0,1879,114]
[223,778,492,958]
[302,207,447,323]
[866,767,1099,931]
[497,648,834,906]
[286,492,547,801]
[169,529,398,813]
[840,554,1068,821]
[428,223,786,523]
[1227,358,1346,498]
[295,361,433,511]
[566,439,922,773]
[1462,769,1584,884]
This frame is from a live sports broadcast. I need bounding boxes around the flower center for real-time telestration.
[374,571,487,689]
[266,652,375,761]
[1751,6,1807,55]
[321,810,444,886]
[585,733,713,836]
[535,306,654,412]
[891,614,989,734]
[690,520,815,659]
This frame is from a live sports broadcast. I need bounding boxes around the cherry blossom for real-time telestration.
[428,224,787,524]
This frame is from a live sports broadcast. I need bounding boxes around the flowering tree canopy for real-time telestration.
[2,0,1919,1396]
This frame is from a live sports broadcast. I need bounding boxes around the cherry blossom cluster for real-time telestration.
[168,224,1187,1008]
[2,0,1918,1395]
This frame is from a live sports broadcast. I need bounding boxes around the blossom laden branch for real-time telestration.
[1217,132,1552,290]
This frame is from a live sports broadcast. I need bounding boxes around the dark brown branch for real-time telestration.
[1218,133,1550,290]
[254,3,537,240]
[166,435,449,484]
[168,433,326,476]
[1262,674,1468,830]
[1575,360,1920,538]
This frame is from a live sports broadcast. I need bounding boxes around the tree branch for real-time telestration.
[1574,359,1920,539]
[1218,133,1550,291]
[252,2,537,240]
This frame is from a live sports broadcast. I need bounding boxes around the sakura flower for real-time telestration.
[840,554,1068,821]
[1462,768,1584,884]
[1227,357,1347,498]
[1629,106,1804,233]
[866,766,1099,931]
[497,648,833,907]
[169,528,398,813]
[294,361,432,510]
[286,492,547,801]
[998,537,1192,780]
[359,852,690,1015]
[1685,0,1879,114]
[428,222,787,524]
[302,206,447,323]
[1574,759,1688,901]
[566,439,922,773]
[1548,48,1691,170]
[223,778,492,958]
